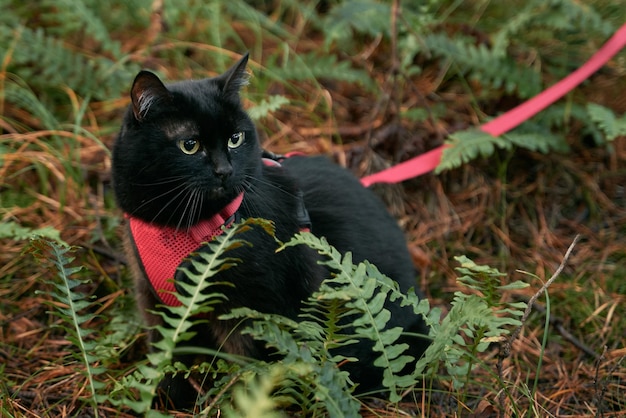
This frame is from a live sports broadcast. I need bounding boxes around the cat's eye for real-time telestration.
[228,132,245,149]
[178,138,200,155]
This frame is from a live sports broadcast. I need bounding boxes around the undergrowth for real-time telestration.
[36,218,528,416]
[1,0,625,416]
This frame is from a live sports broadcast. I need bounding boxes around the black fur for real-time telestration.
[112,53,430,411]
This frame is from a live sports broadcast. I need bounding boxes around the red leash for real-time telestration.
[360,146,445,187]
[360,23,626,187]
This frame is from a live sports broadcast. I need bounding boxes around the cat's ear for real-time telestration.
[220,53,250,102]
[130,71,170,121]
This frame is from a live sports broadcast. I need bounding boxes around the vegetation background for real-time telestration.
[0,0,625,416]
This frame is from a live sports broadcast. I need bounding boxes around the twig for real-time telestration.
[204,372,243,413]
[497,234,581,409]
[504,235,581,355]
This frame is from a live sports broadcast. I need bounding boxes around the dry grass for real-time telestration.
[1,2,625,417]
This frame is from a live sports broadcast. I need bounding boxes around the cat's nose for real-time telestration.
[210,153,233,181]
[213,162,233,180]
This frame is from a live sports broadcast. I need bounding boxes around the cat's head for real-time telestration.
[112,53,261,228]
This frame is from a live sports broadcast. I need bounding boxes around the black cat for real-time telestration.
[112,53,430,410]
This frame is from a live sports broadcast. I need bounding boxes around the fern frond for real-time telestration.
[221,365,289,418]
[491,0,613,57]
[455,255,529,307]
[321,0,391,49]
[159,219,274,345]
[423,33,542,99]
[111,218,273,414]
[437,129,511,172]
[279,232,426,401]
[1,75,60,129]
[504,127,570,154]
[222,0,296,41]
[218,359,360,418]
[438,124,571,172]
[268,52,375,89]
[0,220,65,244]
[587,103,626,142]
[248,95,290,120]
[219,308,360,416]
[0,24,138,99]
[40,0,123,58]
[30,240,105,414]
[224,307,304,360]
[299,296,362,363]
[527,0,614,37]
[223,306,359,414]
[414,256,527,389]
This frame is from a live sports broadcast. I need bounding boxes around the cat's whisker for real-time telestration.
[244,174,297,198]
[240,180,263,217]
[170,187,201,231]
[241,179,283,219]
[132,175,187,187]
[174,187,195,232]
[131,181,189,216]
[182,189,195,232]
[178,188,202,233]
[189,191,203,232]
[151,183,193,225]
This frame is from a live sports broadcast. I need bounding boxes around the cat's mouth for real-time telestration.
[207,186,227,199]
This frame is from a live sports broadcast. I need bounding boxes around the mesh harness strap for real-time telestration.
[126,155,311,307]
[126,193,244,307]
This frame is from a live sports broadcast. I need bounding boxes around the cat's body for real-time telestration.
[112,54,429,410]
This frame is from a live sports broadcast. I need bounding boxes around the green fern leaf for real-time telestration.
[504,128,570,154]
[30,241,104,415]
[40,0,123,58]
[110,218,273,414]
[438,125,570,172]
[587,103,626,142]
[0,24,138,99]
[248,95,290,120]
[423,33,542,98]
[227,229,428,405]
[0,220,65,244]
[222,365,289,418]
[437,129,511,172]
[219,308,360,416]
[280,232,425,401]
[414,256,526,388]
[321,0,390,49]
[269,51,375,89]
[1,75,60,129]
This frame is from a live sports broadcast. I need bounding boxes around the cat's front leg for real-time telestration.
[172,246,274,360]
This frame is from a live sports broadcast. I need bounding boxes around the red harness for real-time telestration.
[127,193,243,307]
[126,156,310,307]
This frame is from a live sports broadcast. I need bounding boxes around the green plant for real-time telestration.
[587,103,626,143]
[102,219,526,415]
[2,1,624,416]
[414,256,528,410]
[398,0,620,172]
[28,240,107,416]
[1,215,526,416]
[0,220,64,243]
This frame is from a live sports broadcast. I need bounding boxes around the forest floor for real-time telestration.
[1,2,625,417]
